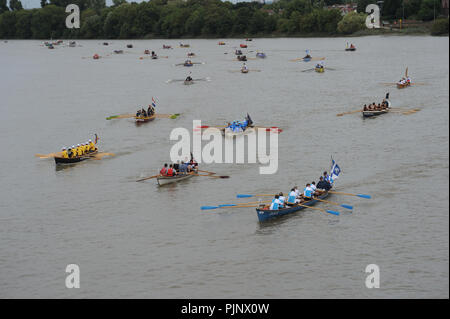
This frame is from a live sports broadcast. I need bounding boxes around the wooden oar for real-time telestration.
[136,174,160,182]
[154,113,180,119]
[88,152,115,160]
[313,198,353,210]
[106,114,134,120]
[35,152,63,159]
[329,191,371,199]
[197,169,216,175]
[201,202,268,210]
[336,109,361,116]
[236,194,274,198]
[197,174,230,179]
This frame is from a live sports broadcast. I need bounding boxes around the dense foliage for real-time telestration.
[431,17,449,35]
[0,0,446,39]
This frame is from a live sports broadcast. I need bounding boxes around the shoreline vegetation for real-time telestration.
[0,0,448,39]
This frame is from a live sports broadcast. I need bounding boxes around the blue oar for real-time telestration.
[329,191,371,199]
[314,198,353,210]
[237,194,273,198]
[297,203,340,216]
[201,206,219,210]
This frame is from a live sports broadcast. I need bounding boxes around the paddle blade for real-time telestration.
[106,115,119,120]
[326,210,340,216]
[201,206,219,210]
[341,204,353,210]
[357,194,371,199]
[170,113,180,119]
[237,194,254,198]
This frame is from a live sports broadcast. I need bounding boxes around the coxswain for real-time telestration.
[160,163,168,176]
[61,147,68,158]
[316,176,331,191]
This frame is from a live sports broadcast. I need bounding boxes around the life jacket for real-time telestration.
[89,142,96,151]
[167,168,174,176]
[160,167,167,176]
[62,150,68,158]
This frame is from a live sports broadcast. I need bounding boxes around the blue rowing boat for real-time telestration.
[255,190,330,222]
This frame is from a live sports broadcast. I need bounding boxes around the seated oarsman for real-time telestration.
[136,109,141,117]
[76,144,83,156]
[167,164,177,177]
[303,183,314,201]
[311,182,317,194]
[179,162,188,174]
[363,104,368,111]
[173,161,180,173]
[316,176,332,191]
[269,195,284,210]
[69,145,76,158]
[160,163,168,176]
[61,147,69,158]
[278,192,286,206]
[88,140,96,152]
[287,188,300,206]
[185,75,193,81]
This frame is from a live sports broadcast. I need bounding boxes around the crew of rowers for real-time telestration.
[363,98,389,111]
[159,158,198,176]
[268,171,333,210]
[60,140,97,158]
[184,59,193,66]
[136,105,155,118]
[397,77,411,85]
[315,61,324,69]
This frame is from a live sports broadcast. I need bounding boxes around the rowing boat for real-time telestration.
[237,55,247,61]
[256,52,266,58]
[396,82,410,89]
[157,172,197,186]
[54,150,98,164]
[223,126,255,137]
[345,47,356,51]
[241,68,249,73]
[315,67,324,73]
[256,191,329,222]
[240,44,247,48]
[135,114,156,123]
[184,80,194,85]
[362,100,391,118]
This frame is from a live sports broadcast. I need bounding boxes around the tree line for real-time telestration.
[0,0,446,39]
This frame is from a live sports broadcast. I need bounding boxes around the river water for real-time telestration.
[0,36,448,298]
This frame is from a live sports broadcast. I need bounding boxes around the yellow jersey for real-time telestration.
[62,150,68,158]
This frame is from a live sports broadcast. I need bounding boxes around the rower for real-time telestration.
[269,195,283,210]
[311,182,317,193]
[242,63,248,70]
[323,171,331,183]
[303,183,314,200]
[167,164,176,176]
[185,75,193,81]
[77,144,83,156]
[278,192,286,205]
[287,188,300,205]
[89,139,96,152]
[160,163,168,176]
[61,147,68,158]
[363,104,368,111]
[70,145,76,158]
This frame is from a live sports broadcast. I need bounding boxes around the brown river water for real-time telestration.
[0,36,448,298]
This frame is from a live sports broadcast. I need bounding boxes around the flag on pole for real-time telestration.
[330,158,341,184]
[152,97,156,108]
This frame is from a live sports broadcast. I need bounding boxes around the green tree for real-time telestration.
[0,0,8,14]
[40,0,47,7]
[431,18,449,35]
[9,0,23,11]
[337,11,366,34]
[417,0,438,21]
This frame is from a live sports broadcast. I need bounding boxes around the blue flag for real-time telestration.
[330,159,341,184]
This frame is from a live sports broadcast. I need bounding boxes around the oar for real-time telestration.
[197,174,229,178]
[236,194,274,198]
[296,203,340,216]
[336,109,361,116]
[136,174,160,182]
[88,152,115,160]
[313,198,353,210]
[106,114,135,120]
[154,113,180,119]
[201,203,264,210]
[301,68,314,72]
[329,191,371,199]
[35,152,63,159]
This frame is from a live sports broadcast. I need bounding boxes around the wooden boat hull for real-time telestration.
[157,173,196,186]
[362,100,391,117]
[135,115,156,123]
[223,127,255,137]
[241,69,249,73]
[397,83,410,89]
[54,151,98,164]
[256,191,329,222]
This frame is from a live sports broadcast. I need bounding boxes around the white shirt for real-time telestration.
[279,196,286,203]
[270,198,283,210]
[311,184,317,191]
[294,188,300,197]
